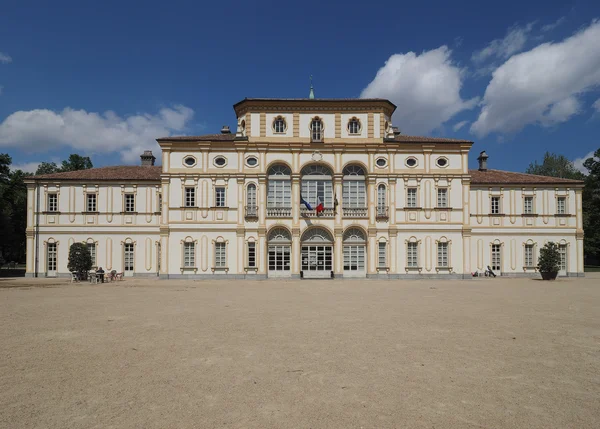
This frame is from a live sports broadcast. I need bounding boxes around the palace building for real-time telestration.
[25,97,585,279]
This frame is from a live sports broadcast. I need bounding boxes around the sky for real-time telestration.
[1,0,599,173]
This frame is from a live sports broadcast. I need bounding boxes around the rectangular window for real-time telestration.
[215,242,226,268]
[247,242,256,268]
[301,180,333,208]
[378,242,387,268]
[492,244,501,272]
[342,180,366,208]
[407,188,417,208]
[437,242,448,268]
[557,197,566,214]
[377,185,386,208]
[437,188,448,208]
[267,180,291,207]
[47,193,58,212]
[87,243,96,267]
[524,244,534,267]
[185,187,195,207]
[491,196,500,215]
[124,243,134,273]
[86,193,97,212]
[183,242,195,268]
[215,187,226,207]
[524,196,533,214]
[407,242,418,267]
[124,193,135,212]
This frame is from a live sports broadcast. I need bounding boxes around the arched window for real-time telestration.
[347,117,361,134]
[342,165,366,209]
[301,227,333,243]
[268,227,292,243]
[343,227,366,273]
[377,184,388,219]
[273,116,287,133]
[267,164,292,214]
[301,164,333,211]
[310,117,323,142]
[246,184,257,208]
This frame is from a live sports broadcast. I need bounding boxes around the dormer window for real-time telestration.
[347,117,361,134]
[273,116,287,134]
[310,117,323,142]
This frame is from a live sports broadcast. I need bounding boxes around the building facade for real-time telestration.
[25,98,585,279]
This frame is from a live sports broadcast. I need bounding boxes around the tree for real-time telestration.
[525,152,585,180]
[35,162,60,175]
[61,154,93,172]
[67,243,92,279]
[582,149,600,263]
[538,242,560,273]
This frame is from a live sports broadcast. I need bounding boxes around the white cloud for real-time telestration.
[0,52,11,64]
[11,162,40,174]
[0,105,195,163]
[593,98,600,114]
[542,17,566,32]
[361,46,478,135]
[471,20,600,137]
[472,23,534,64]
[452,120,469,131]
[573,151,597,174]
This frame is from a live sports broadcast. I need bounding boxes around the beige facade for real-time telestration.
[25,98,585,279]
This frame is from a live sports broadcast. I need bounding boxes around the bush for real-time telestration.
[538,242,560,273]
[68,243,92,279]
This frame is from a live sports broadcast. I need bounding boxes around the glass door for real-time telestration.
[268,245,291,277]
[47,243,57,277]
[559,245,567,276]
[301,245,332,278]
[124,243,134,276]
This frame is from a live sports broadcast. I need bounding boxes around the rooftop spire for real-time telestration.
[309,75,315,99]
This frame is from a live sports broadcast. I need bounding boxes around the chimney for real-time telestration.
[392,126,401,136]
[221,125,231,134]
[140,150,156,167]
[477,150,488,171]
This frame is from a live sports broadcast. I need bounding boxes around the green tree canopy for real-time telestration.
[581,149,600,261]
[525,152,585,180]
[68,243,93,278]
[35,162,60,175]
[61,154,93,172]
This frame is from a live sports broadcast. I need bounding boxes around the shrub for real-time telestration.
[67,243,92,279]
[538,242,560,273]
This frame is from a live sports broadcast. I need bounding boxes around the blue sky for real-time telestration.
[1,0,599,173]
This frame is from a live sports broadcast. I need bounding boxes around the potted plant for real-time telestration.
[538,242,560,280]
[68,243,93,281]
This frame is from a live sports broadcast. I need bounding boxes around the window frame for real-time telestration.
[557,196,567,215]
[215,242,227,268]
[247,242,256,268]
[378,242,387,268]
[184,187,196,207]
[491,196,500,215]
[86,193,97,212]
[406,188,417,208]
[524,244,534,267]
[310,117,323,142]
[437,188,448,208]
[87,242,96,267]
[347,117,361,135]
[47,193,58,212]
[437,242,449,268]
[272,116,287,134]
[215,187,226,208]
[407,242,418,268]
[183,242,195,268]
[124,193,136,213]
[524,196,534,215]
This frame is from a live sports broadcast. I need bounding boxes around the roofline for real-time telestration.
[233,97,397,115]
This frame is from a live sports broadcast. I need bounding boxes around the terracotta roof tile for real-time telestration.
[469,169,584,185]
[157,134,237,142]
[389,135,473,143]
[33,166,161,181]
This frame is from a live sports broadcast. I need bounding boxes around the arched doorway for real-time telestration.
[268,227,292,277]
[301,227,333,278]
[343,227,367,277]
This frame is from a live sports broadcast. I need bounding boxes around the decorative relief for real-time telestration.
[311,151,323,162]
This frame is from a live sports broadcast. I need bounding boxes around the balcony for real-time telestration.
[376,207,389,220]
[342,207,368,218]
[245,205,258,220]
[267,207,292,218]
[300,208,335,218]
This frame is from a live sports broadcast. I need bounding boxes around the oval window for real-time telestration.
[246,156,258,167]
[406,157,417,167]
[436,157,448,168]
[214,156,227,167]
[376,158,387,168]
[184,156,196,166]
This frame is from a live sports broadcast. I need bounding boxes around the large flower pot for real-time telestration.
[540,271,558,281]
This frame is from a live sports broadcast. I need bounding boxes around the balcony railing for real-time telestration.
[245,205,258,219]
[342,207,368,217]
[376,207,389,220]
[267,207,292,218]
[300,207,335,218]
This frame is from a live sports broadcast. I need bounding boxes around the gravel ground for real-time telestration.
[1,275,599,429]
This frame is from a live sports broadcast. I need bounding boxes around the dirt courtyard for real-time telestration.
[1,275,599,429]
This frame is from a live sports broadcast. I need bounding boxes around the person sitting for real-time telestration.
[96,266,105,283]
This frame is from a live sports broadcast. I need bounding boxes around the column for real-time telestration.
[389,178,396,225]
[390,230,398,274]
[334,228,343,277]
[334,174,343,224]
[258,231,267,275]
[292,175,300,226]
[237,178,244,226]
[292,228,301,276]
[237,232,244,275]
[258,178,267,227]
[368,230,377,275]
[368,177,376,224]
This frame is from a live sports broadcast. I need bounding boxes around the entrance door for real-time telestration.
[491,244,501,273]
[343,228,367,278]
[268,245,291,277]
[47,243,57,277]
[559,245,567,276]
[301,245,332,278]
[124,243,134,276]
